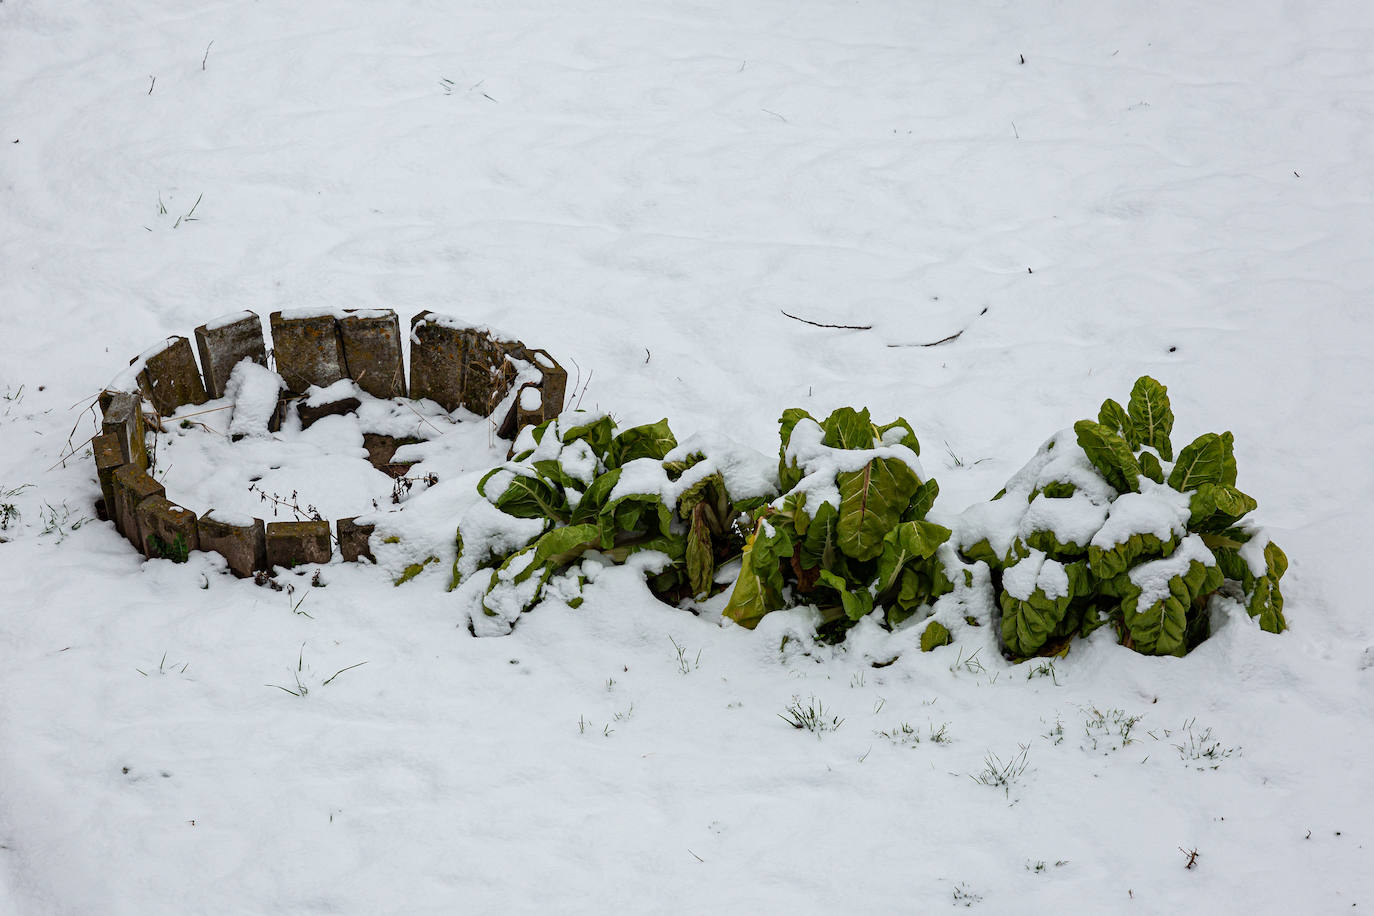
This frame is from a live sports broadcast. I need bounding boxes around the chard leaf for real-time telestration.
[1127,376,1174,460]
[722,521,790,628]
[920,620,951,652]
[597,493,672,550]
[778,408,817,454]
[570,468,621,525]
[998,559,1091,659]
[1168,433,1228,492]
[662,451,705,482]
[822,406,875,450]
[817,569,875,621]
[1120,559,1222,656]
[1097,398,1139,448]
[561,415,616,460]
[798,500,840,570]
[493,473,569,522]
[1187,483,1257,532]
[875,417,921,455]
[836,456,921,561]
[1074,420,1142,494]
[905,477,940,521]
[686,505,713,598]
[1137,450,1165,484]
[1220,431,1238,486]
[875,520,951,595]
[512,524,599,585]
[604,419,677,470]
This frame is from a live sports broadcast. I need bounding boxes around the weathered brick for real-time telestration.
[198,512,267,577]
[265,520,332,568]
[270,311,346,395]
[340,310,406,399]
[195,311,269,399]
[498,382,547,441]
[92,432,126,512]
[525,348,568,421]
[136,496,199,561]
[101,391,149,471]
[135,337,208,418]
[361,434,423,471]
[336,517,375,563]
[460,328,519,417]
[111,464,165,550]
[297,391,361,430]
[409,311,467,412]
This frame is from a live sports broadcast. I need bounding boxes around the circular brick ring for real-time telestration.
[91,309,566,577]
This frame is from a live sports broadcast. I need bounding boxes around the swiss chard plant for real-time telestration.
[452,412,769,631]
[956,376,1286,660]
[721,407,958,642]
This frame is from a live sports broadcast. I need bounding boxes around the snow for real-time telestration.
[1128,534,1217,610]
[203,309,257,331]
[1090,481,1193,551]
[224,358,284,440]
[1002,548,1071,601]
[2,1,1373,912]
[302,378,362,407]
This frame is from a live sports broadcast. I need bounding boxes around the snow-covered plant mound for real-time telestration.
[954,376,1287,659]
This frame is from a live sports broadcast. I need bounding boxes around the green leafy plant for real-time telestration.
[957,376,1287,660]
[778,695,844,734]
[453,412,768,628]
[722,406,957,641]
[146,532,189,562]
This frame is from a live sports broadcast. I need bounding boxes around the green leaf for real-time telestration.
[492,473,569,522]
[1137,450,1165,484]
[1073,420,1142,494]
[797,500,840,570]
[531,459,582,493]
[875,417,921,455]
[686,505,713,598]
[662,451,705,481]
[836,456,921,561]
[604,418,677,470]
[722,521,789,628]
[598,492,672,550]
[560,415,616,460]
[778,408,817,454]
[512,524,600,585]
[1088,530,1176,581]
[1168,433,1228,492]
[1187,483,1258,533]
[1097,398,1139,449]
[1121,559,1223,657]
[905,477,940,521]
[998,558,1090,658]
[817,569,875,621]
[821,407,875,450]
[920,620,951,652]
[875,520,951,595]
[569,468,621,525]
[1220,431,1238,486]
[1127,376,1174,460]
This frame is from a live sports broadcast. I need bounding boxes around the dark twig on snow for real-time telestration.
[886,307,989,349]
[780,310,871,331]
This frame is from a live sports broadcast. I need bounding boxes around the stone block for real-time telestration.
[297,393,362,430]
[337,517,375,563]
[498,382,547,441]
[136,496,199,561]
[101,391,149,470]
[526,348,568,421]
[409,311,467,412]
[270,311,346,396]
[361,434,423,471]
[111,464,165,550]
[265,520,332,568]
[195,312,269,399]
[340,310,406,399]
[460,328,519,417]
[92,432,126,512]
[198,512,267,578]
[134,336,208,418]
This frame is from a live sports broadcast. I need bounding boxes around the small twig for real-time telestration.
[761,108,788,122]
[202,40,214,70]
[322,661,368,686]
[779,309,872,331]
[643,348,651,364]
[688,849,704,863]
[887,306,988,348]
[397,397,445,435]
[147,75,156,95]
[1011,121,1019,139]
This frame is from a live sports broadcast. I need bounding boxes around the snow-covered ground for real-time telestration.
[2,1,1372,911]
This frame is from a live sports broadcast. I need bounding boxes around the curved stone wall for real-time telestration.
[92,309,566,577]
